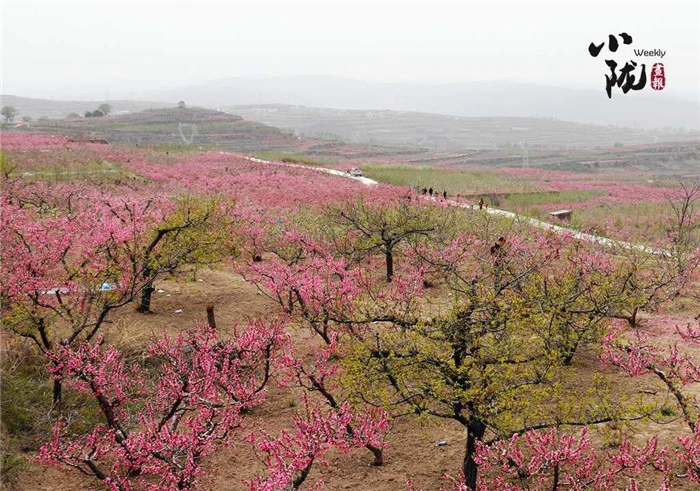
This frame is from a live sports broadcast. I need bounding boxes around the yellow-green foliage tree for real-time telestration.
[329,198,444,282]
[132,195,236,313]
[340,231,664,489]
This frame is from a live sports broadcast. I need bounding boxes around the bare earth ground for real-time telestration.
[9,267,700,491]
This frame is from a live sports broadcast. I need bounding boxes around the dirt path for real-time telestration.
[242,154,669,255]
[440,198,669,255]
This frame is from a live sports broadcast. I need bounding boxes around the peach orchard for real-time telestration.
[1,133,699,490]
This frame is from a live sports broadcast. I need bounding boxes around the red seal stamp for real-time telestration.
[651,63,665,90]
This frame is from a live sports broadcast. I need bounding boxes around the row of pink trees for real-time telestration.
[38,321,286,490]
[2,178,391,489]
[37,319,389,490]
[0,137,398,490]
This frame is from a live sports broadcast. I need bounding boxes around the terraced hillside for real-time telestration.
[232,104,699,150]
[5,107,315,153]
[3,107,433,159]
[6,106,698,172]
[389,141,700,173]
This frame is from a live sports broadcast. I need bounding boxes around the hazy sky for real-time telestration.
[2,0,699,100]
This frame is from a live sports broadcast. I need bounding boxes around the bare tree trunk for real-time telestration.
[462,420,486,490]
[292,457,314,490]
[551,462,560,491]
[138,263,155,313]
[628,307,639,328]
[367,443,383,466]
[385,249,394,282]
[53,379,62,404]
[137,284,155,313]
[206,305,217,330]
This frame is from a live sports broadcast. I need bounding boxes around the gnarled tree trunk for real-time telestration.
[137,284,155,313]
[385,249,394,282]
[462,420,487,490]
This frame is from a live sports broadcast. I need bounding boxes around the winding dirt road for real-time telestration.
[242,154,669,256]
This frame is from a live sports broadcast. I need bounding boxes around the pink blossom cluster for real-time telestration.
[1,189,175,313]
[125,151,407,210]
[37,321,289,490]
[245,395,388,490]
[601,321,700,484]
[1,132,71,150]
[473,427,673,491]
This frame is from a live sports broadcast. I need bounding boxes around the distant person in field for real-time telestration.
[422,187,427,195]
[491,236,506,252]
[443,190,447,199]
[429,188,433,197]
[479,198,485,210]
[490,236,506,262]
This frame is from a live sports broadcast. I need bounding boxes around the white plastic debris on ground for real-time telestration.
[42,287,70,295]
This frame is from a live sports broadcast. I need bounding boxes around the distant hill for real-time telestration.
[5,106,698,171]
[3,106,422,159]
[230,104,699,150]
[140,76,700,130]
[0,95,173,120]
[5,107,310,152]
